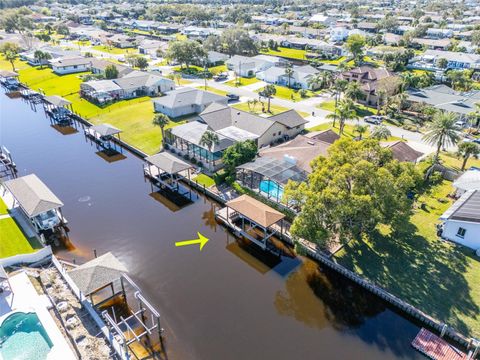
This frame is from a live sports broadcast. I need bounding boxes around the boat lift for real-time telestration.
[0,146,17,180]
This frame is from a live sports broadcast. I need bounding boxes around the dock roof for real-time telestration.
[44,95,71,108]
[90,123,122,137]
[145,152,193,174]
[68,252,128,296]
[226,194,285,228]
[4,174,64,217]
[0,70,18,78]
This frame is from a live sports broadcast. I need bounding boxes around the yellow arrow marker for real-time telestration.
[175,232,209,251]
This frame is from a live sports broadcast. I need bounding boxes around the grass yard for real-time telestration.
[307,121,402,142]
[320,56,346,65]
[335,178,480,338]
[0,218,41,258]
[317,100,378,117]
[91,45,137,55]
[0,198,8,215]
[202,86,229,96]
[256,85,315,102]
[232,102,290,116]
[440,152,480,171]
[260,47,307,60]
[209,64,227,73]
[225,77,260,87]
[193,174,215,188]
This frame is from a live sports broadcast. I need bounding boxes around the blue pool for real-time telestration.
[259,180,284,200]
[0,312,53,360]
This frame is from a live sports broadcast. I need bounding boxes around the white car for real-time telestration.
[364,115,383,125]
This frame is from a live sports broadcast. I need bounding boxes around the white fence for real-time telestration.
[0,246,52,267]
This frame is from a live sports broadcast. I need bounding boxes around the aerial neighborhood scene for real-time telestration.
[1,0,480,358]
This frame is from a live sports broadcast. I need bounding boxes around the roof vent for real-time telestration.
[307,141,316,145]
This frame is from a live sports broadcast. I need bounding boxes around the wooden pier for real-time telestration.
[412,328,474,360]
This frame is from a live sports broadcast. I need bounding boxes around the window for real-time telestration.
[456,227,466,238]
[278,131,282,135]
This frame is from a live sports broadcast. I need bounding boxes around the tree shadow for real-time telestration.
[337,218,479,337]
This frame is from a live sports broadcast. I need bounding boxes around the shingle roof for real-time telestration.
[382,141,424,162]
[226,194,285,228]
[305,129,340,144]
[4,174,63,217]
[145,151,193,174]
[269,110,307,129]
[68,252,128,296]
[441,190,480,223]
[153,88,227,109]
[50,56,92,67]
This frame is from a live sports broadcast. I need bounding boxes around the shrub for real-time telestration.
[299,89,308,98]
[183,154,190,160]
[190,157,197,164]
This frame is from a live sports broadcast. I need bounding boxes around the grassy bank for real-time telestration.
[334,178,480,338]
[0,218,41,258]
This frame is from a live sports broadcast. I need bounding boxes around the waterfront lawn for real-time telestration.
[0,198,8,215]
[335,179,480,338]
[260,47,307,60]
[225,77,260,87]
[0,218,40,258]
[193,174,215,188]
[232,102,290,116]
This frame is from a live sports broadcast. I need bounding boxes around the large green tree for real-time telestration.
[222,140,257,179]
[285,139,421,246]
[345,34,366,66]
[220,27,258,56]
[167,40,206,69]
[456,142,480,171]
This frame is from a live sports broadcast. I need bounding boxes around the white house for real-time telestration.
[50,57,92,75]
[440,190,480,250]
[329,26,350,42]
[226,55,287,78]
[453,168,480,196]
[257,65,320,89]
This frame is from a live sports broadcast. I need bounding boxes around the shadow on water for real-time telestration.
[51,124,78,135]
[275,259,421,358]
[95,150,127,163]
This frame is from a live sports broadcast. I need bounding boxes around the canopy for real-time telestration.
[145,152,193,174]
[44,95,71,108]
[0,70,18,78]
[90,123,122,137]
[226,195,285,228]
[68,252,128,296]
[4,174,64,217]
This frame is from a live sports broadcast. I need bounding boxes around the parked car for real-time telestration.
[214,73,228,81]
[455,120,467,128]
[226,93,239,102]
[364,115,383,125]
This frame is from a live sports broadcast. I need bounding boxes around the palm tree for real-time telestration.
[261,85,276,113]
[200,131,220,163]
[326,99,358,134]
[370,125,391,140]
[307,73,323,90]
[331,78,348,127]
[152,113,170,147]
[354,124,368,140]
[456,141,480,171]
[284,65,294,88]
[345,81,363,101]
[422,111,461,164]
[4,50,18,72]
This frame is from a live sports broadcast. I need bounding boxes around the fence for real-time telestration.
[0,246,52,267]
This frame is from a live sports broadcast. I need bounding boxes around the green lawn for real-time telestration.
[335,178,480,338]
[195,85,229,97]
[307,121,401,142]
[260,47,307,60]
[317,100,378,117]
[209,64,227,73]
[0,218,41,258]
[440,152,480,171]
[91,45,137,55]
[232,102,290,116]
[0,198,8,215]
[193,174,215,188]
[256,85,315,102]
[225,77,260,87]
[320,56,346,65]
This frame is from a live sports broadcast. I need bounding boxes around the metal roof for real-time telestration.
[90,123,122,137]
[226,194,285,228]
[44,95,71,107]
[68,252,128,296]
[145,152,193,174]
[441,190,480,223]
[4,174,64,217]
[453,169,480,192]
[237,156,307,185]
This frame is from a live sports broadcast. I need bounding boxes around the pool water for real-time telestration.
[0,312,53,360]
[259,180,284,200]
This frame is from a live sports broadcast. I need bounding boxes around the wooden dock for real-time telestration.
[412,328,469,360]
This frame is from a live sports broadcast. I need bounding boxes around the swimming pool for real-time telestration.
[0,312,53,360]
[259,180,284,200]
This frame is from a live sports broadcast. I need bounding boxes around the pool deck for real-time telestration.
[0,271,76,360]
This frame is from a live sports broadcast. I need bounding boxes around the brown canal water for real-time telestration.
[0,92,424,360]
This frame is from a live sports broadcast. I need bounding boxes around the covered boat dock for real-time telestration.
[85,123,123,154]
[215,194,287,253]
[43,95,73,125]
[2,173,67,234]
[0,70,20,90]
[144,151,194,202]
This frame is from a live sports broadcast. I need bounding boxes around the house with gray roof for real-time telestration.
[152,88,228,118]
[440,189,480,250]
[50,56,92,75]
[165,104,306,170]
[226,55,288,78]
[407,84,480,117]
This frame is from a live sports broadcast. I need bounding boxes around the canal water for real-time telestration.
[0,92,424,359]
